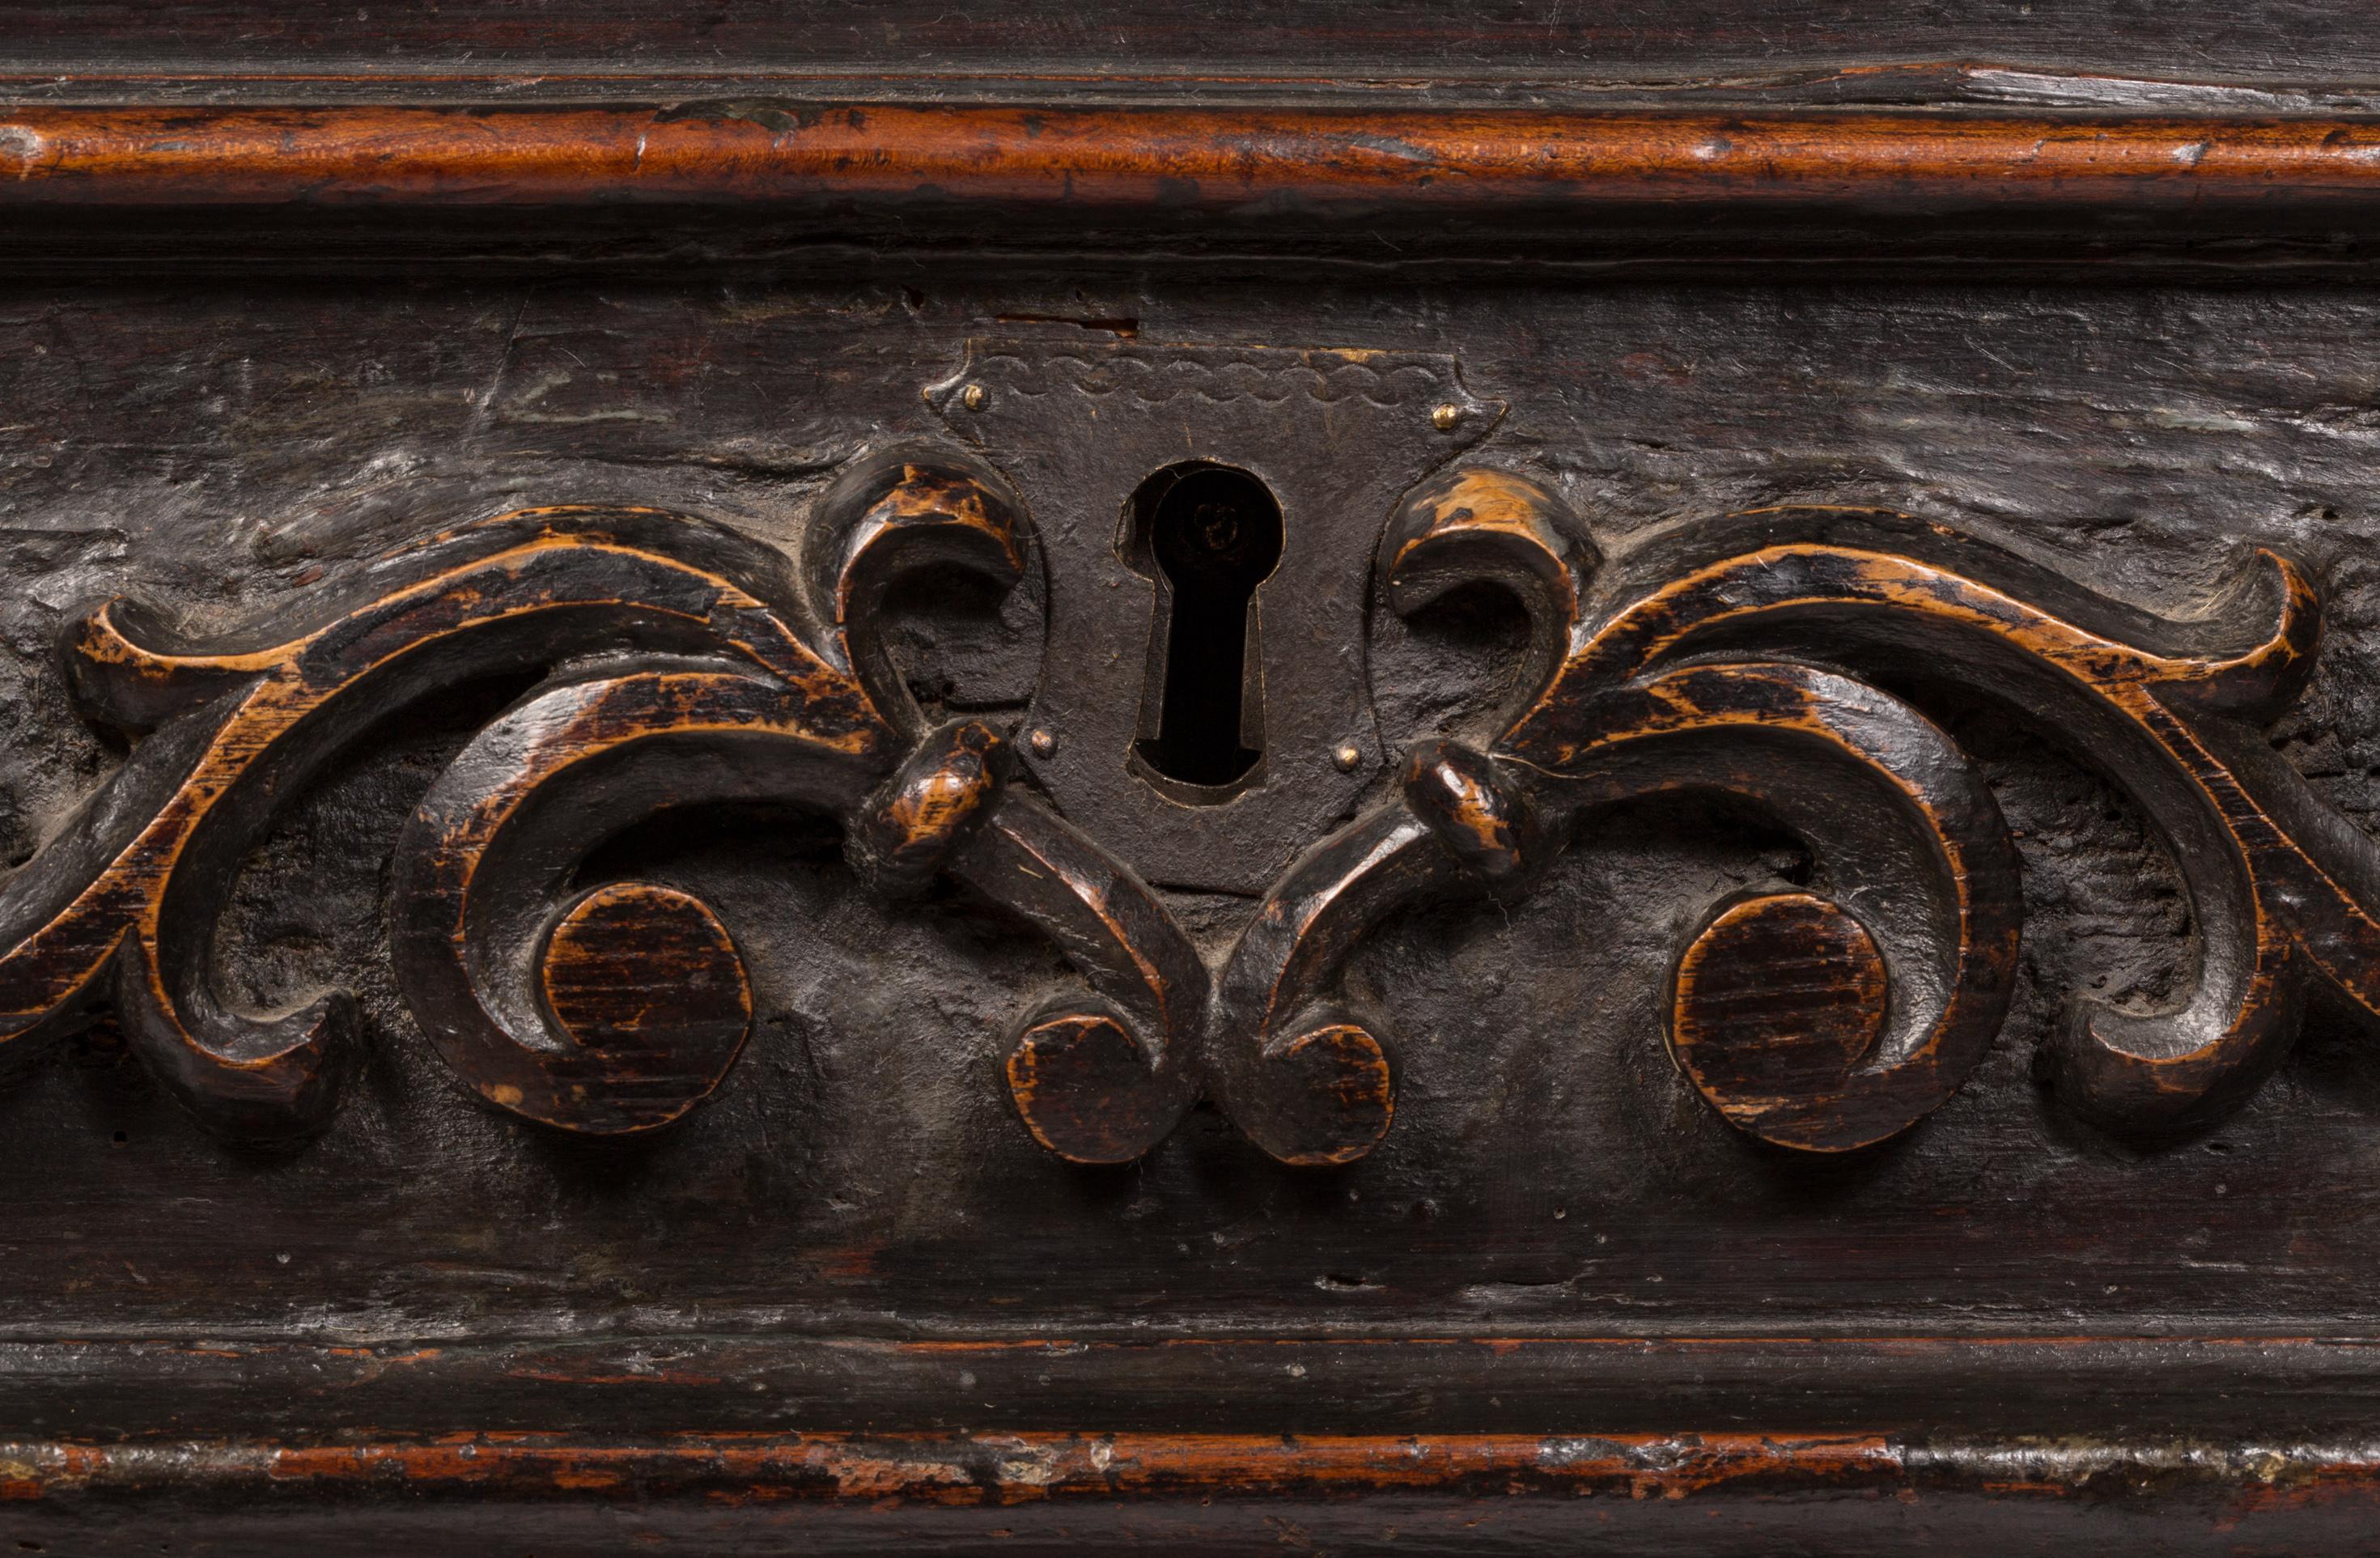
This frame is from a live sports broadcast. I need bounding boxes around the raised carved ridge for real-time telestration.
[2,455,2375,1165]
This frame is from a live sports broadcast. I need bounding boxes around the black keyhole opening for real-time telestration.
[1127,462,1285,792]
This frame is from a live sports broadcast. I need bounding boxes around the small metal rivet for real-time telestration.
[960,383,988,411]
[1430,402,1462,431]
[1028,728,1058,758]
[1333,743,1363,772]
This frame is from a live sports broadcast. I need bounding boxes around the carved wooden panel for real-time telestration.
[16,383,2376,1172]
[11,11,2380,1552]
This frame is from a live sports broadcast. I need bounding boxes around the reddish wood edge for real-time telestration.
[5,106,2380,209]
[1,1431,2376,1509]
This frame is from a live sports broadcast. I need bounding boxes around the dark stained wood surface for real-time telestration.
[8,11,2380,1547]
[11,2,2380,103]
[0,268,2374,1549]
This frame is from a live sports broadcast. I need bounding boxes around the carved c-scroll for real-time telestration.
[1216,467,2380,1161]
[4,452,2378,1167]
[6,450,1202,1157]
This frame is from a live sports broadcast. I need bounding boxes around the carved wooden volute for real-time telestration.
[10,14,2380,1551]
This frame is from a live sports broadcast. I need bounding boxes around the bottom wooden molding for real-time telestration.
[2,1428,2374,1554]
[0,1335,2374,1550]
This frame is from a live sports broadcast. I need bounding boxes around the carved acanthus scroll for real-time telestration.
[1218,469,2380,1160]
[2,451,1198,1158]
[2,450,2376,1167]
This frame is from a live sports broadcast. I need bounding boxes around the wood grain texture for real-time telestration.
[8,1426,2378,1556]
[13,0,2380,104]
[6,77,2380,1539]
[1210,465,2380,1158]
[6,105,2380,211]
[12,101,2380,279]
[8,342,2378,1168]
[0,454,1227,1155]
[6,279,2378,1311]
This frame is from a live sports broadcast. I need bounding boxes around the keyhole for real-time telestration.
[1126,462,1285,793]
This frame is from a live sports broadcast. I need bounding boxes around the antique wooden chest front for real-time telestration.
[6,5,2380,1552]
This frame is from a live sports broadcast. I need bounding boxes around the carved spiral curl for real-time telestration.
[1555,660,2022,1151]
[8,442,2377,1167]
[385,669,871,1131]
[808,451,1211,1163]
[1504,502,2331,1136]
[376,450,1077,1138]
[1211,465,2380,1163]
[0,503,851,1140]
[0,446,1224,1149]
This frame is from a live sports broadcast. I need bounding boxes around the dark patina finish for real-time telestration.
[9,5,2380,1552]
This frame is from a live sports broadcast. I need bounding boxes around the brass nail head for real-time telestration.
[961,382,988,411]
[1333,743,1363,772]
[1430,402,1462,431]
[1029,728,1058,758]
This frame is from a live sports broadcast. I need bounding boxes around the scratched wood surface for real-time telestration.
[11,6,2380,1551]
[12,1,2380,102]
[0,271,2378,1552]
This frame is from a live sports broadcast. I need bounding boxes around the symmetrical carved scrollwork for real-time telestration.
[3,450,2377,1166]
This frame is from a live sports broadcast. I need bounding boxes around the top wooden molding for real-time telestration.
[10,102,2380,267]
[6,105,2380,208]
